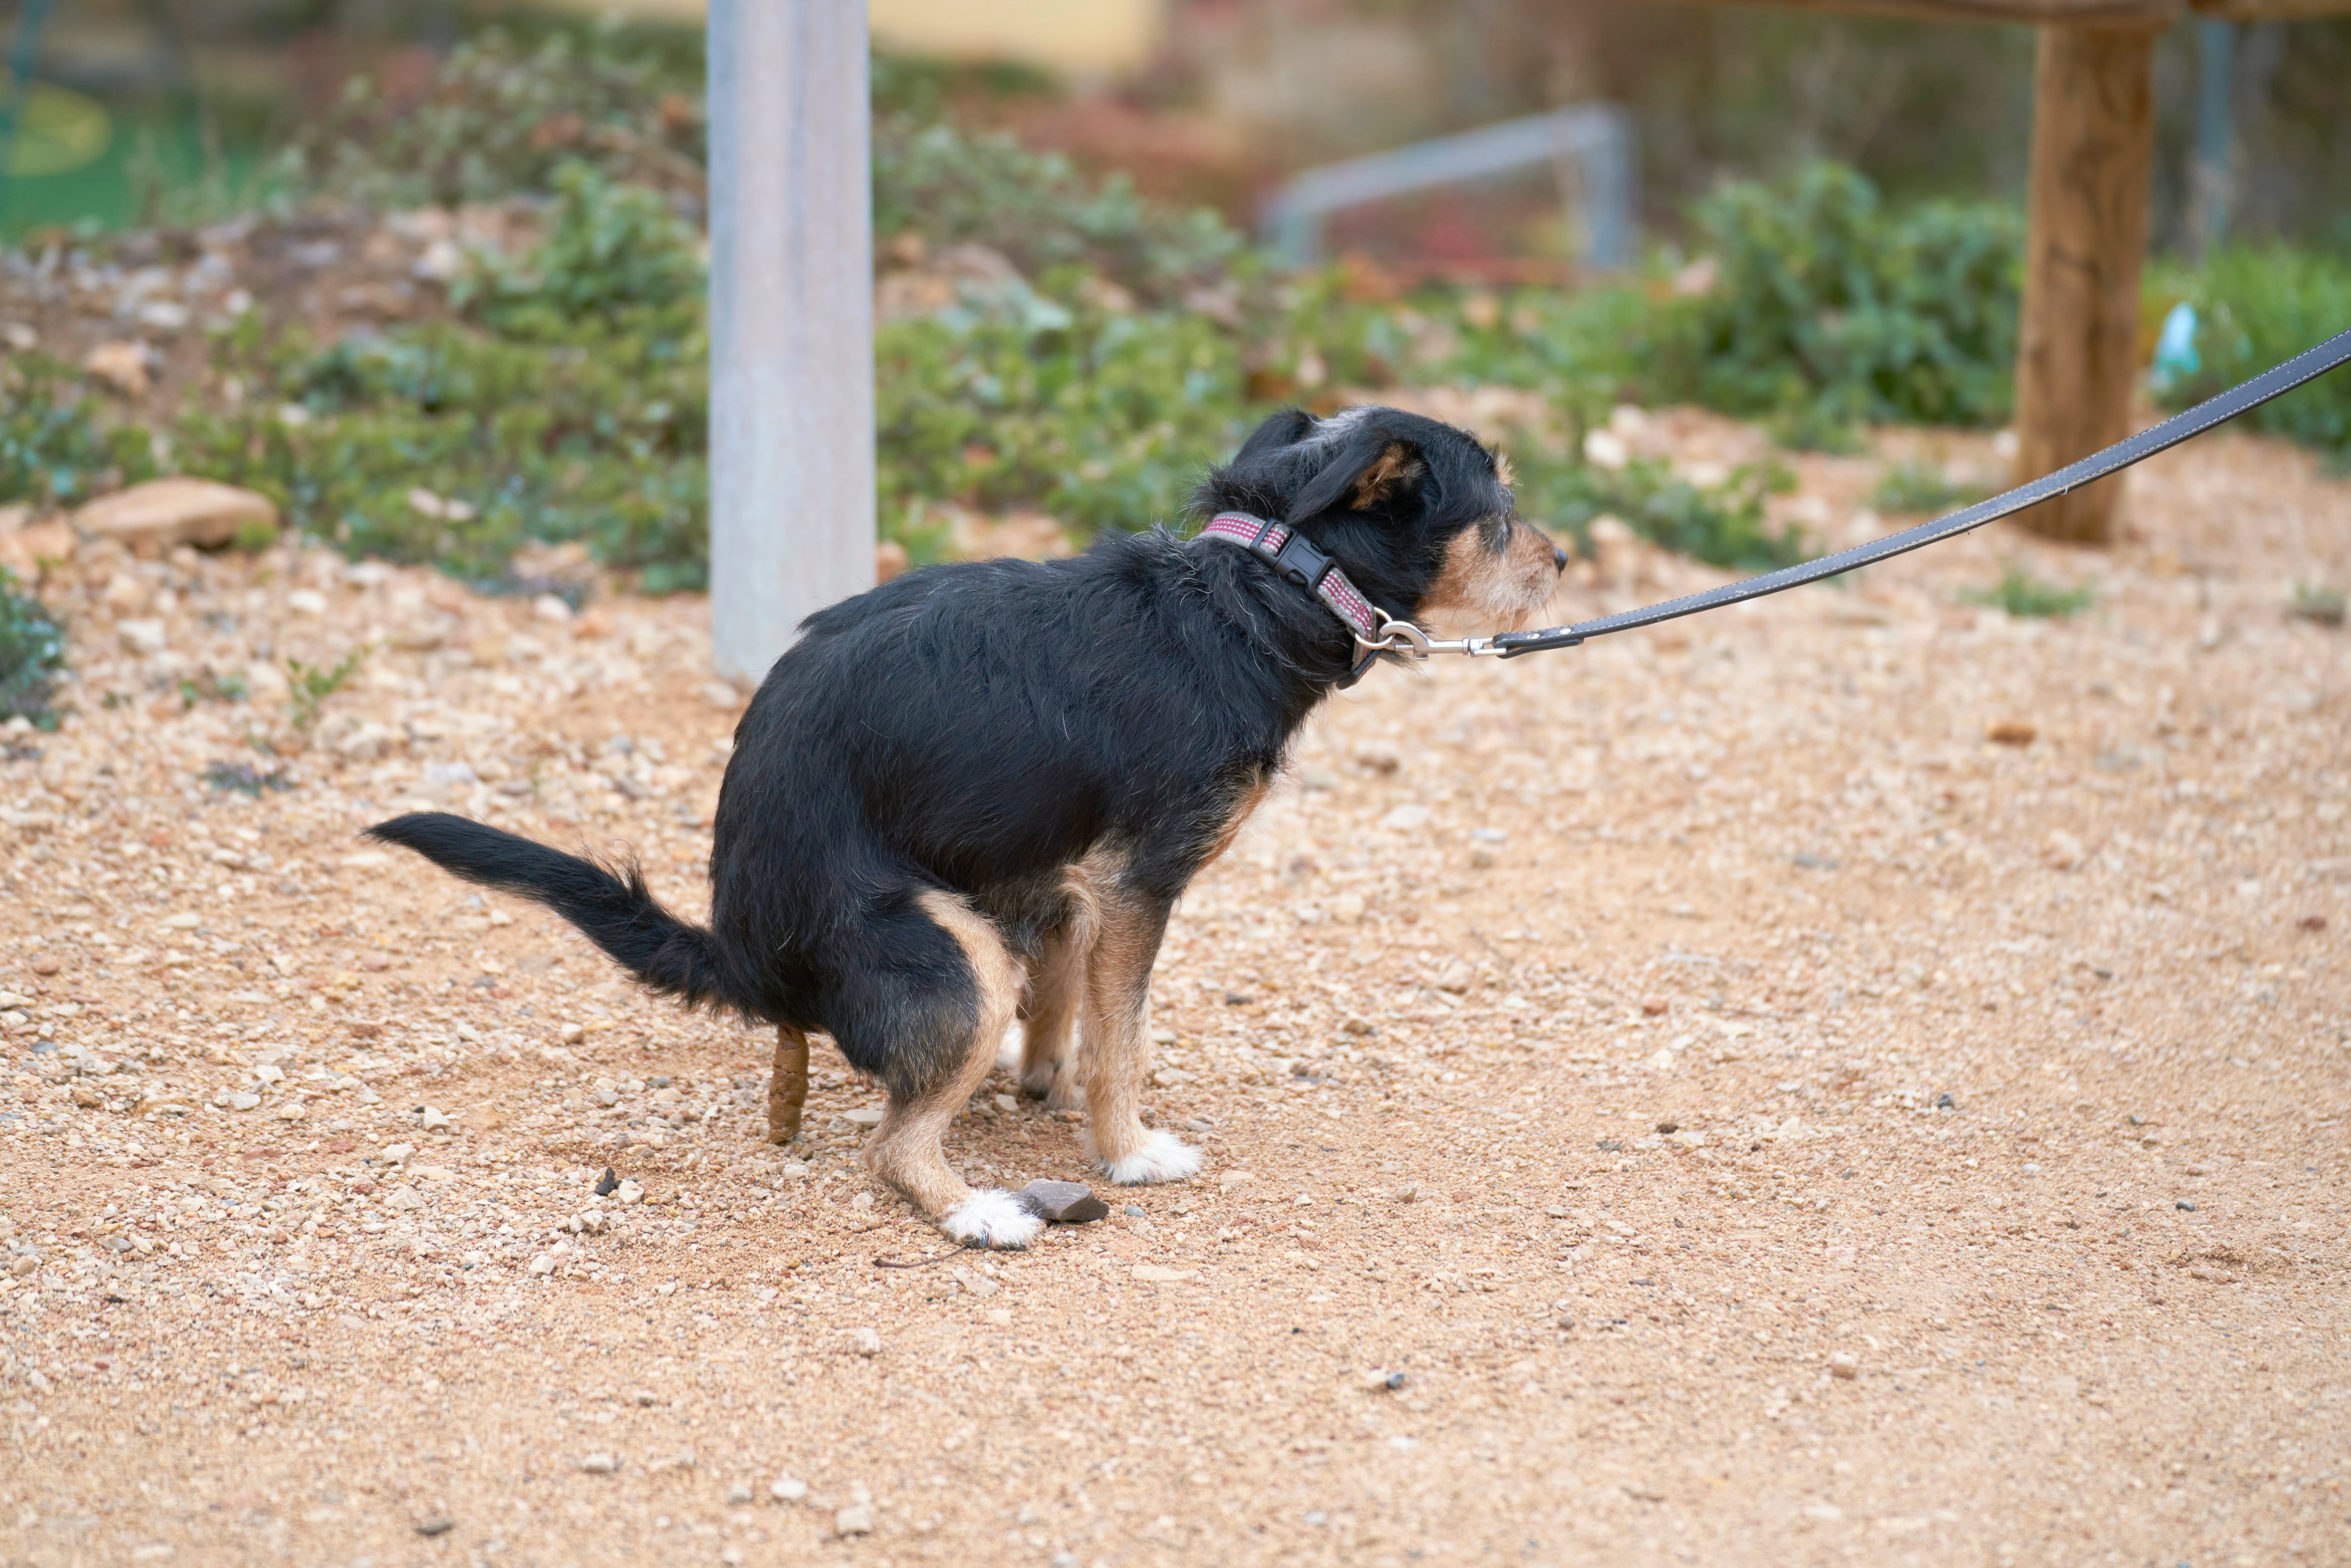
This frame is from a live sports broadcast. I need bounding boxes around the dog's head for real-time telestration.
[1195,406,1565,631]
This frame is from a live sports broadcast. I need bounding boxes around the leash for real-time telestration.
[1357,326,2351,663]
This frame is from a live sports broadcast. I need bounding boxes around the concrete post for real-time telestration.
[708,0,876,687]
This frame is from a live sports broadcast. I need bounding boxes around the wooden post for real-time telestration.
[707,0,877,687]
[2011,23,2159,545]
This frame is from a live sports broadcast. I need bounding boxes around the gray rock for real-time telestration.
[1017,1179,1108,1225]
[2176,1200,2196,1212]
[414,1516,455,1537]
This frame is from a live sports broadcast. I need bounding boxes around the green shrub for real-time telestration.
[1507,445,1804,573]
[1686,162,2021,443]
[872,118,1244,307]
[1,355,158,509]
[294,25,705,209]
[1960,569,2091,618]
[455,162,704,332]
[2152,245,2351,463]
[0,567,67,730]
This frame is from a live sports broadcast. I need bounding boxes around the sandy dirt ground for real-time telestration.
[1,415,2346,1568]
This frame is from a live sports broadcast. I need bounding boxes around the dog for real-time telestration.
[367,406,1566,1247]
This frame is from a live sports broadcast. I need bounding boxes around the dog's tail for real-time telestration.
[364,812,754,1014]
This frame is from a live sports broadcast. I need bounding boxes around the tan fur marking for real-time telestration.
[1070,853,1167,1171]
[1018,854,1111,1109]
[1349,442,1426,510]
[1493,449,1516,489]
[860,890,1021,1220]
[1420,520,1563,629]
[766,1026,810,1145]
[1197,779,1270,870]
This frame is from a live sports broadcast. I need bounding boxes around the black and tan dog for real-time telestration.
[368,407,1564,1246]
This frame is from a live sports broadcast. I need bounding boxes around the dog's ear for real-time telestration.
[1232,408,1318,465]
[1286,427,1425,523]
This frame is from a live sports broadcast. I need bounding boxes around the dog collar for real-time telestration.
[1196,512,1387,651]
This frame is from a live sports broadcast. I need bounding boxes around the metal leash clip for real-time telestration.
[1357,618,1509,661]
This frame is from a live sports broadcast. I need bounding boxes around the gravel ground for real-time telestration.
[2,417,2346,1568]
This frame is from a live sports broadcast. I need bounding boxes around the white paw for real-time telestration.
[1096,1128,1203,1186]
[995,1024,1026,1074]
[940,1188,1043,1250]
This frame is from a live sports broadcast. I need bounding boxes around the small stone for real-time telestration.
[614,1180,645,1206]
[1384,1371,1407,1391]
[2176,1200,2196,1212]
[851,1327,882,1357]
[769,1476,809,1504]
[1986,719,2037,747]
[1655,1121,1679,1135]
[1123,1204,1147,1219]
[948,1266,999,1299]
[227,1091,261,1111]
[117,618,168,654]
[414,1517,455,1537]
[581,1453,619,1474]
[1016,1179,1108,1225]
[834,1506,874,1536]
[83,339,151,395]
[74,477,278,552]
[529,1254,557,1276]
[1934,1092,1955,1110]
[380,1142,416,1164]
[593,1167,619,1198]
[2022,1162,2042,1176]
[1641,996,1669,1016]
[71,1086,102,1109]
[841,1108,885,1128]
[726,1483,753,1506]
[1829,1352,1860,1379]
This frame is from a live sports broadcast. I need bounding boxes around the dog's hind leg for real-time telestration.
[856,890,1041,1249]
[766,1026,810,1145]
[1017,922,1087,1110]
[1074,871,1200,1187]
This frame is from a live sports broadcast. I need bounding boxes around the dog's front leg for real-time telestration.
[1079,892,1200,1185]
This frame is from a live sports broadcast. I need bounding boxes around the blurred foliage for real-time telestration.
[1508,446,1803,572]
[2149,246,2351,466]
[873,119,1245,308]
[292,25,706,210]
[1,355,156,509]
[1960,569,2092,619]
[1683,163,2022,447]
[0,566,68,730]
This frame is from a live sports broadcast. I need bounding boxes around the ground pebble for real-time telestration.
[770,1476,808,1504]
[726,1483,753,1506]
[852,1327,881,1356]
[1017,1179,1108,1224]
[581,1453,618,1474]
[835,1505,874,1536]
[1829,1353,1860,1379]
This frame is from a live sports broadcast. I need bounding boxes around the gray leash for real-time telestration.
[1358,327,2351,663]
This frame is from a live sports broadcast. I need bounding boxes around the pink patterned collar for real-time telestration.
[1195,512,1386,647]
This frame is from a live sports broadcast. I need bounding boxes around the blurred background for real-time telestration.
[1,0,2347,630]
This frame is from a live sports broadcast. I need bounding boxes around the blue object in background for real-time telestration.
[2151,301,2200,394]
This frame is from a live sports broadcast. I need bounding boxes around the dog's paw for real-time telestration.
[1097,1129,1203,1186]
[941,1188,1044,1250]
